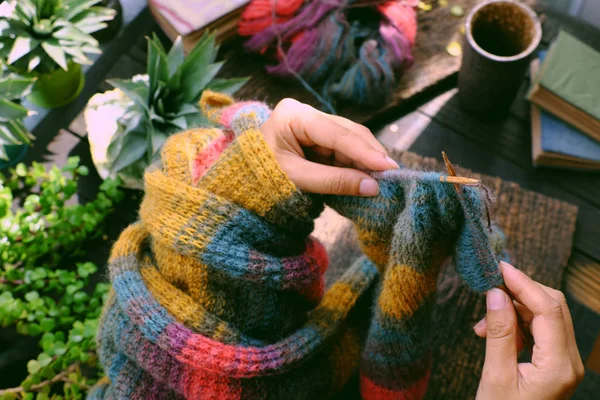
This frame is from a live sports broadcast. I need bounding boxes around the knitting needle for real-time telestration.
[439,152,480,189]
[440,176,480,185]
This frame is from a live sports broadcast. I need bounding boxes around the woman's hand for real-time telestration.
[260,98,399,196]
[475,262,584,400]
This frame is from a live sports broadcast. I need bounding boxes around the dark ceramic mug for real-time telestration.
[458,0,542,114]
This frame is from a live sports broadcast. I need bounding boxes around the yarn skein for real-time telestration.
[239,0,418,106]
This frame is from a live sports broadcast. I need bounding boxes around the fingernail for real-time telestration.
[500,261,515,270]
[385,156,400,169]
[487,288,507,310]
[359,179,379,196]
[473,318,486,330]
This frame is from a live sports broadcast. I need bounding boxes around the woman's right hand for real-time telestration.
[474,262,584,400]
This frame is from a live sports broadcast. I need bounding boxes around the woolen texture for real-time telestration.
[89,91,506,400]
[238,0,417,105]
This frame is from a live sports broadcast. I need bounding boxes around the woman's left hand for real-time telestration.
[260,98,399,196]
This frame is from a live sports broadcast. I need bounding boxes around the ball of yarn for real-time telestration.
[239,0,418,106]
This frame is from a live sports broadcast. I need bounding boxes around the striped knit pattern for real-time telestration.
[89,91,505,400]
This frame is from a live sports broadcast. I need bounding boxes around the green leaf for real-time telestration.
[166,36,185,78]
[28,55,41,72]
[37,352,52,367]
[40,318,55,332]
[7,37,39,65]
[149,124,167,156]
[0,75,36,99]
[109,131,148,174]
[27,360,41,374]
[146,36,169,100]
[107,78,149,112]
[25,291,39,302]
[60,0,103,20]
[41,41,68,70]
[0,98,29,121]
[54,26,98,47]
[181,61,224,104]
[205,77,249,96]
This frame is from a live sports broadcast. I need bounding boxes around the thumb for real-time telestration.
[482,288,518,383]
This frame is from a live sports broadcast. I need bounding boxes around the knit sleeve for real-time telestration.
[197,90,323,233]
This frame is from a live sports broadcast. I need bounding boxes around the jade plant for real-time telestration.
[0,0,116,74]
[0,157,122,398]
[0,74,35,160]
[87,32,248,188]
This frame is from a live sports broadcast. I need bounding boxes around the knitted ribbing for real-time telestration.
[89,91,505,400]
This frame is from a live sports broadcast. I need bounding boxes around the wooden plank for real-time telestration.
[375,108,600,261]
[417,88,600,209]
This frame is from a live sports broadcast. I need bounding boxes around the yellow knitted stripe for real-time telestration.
[199,91,235,124]
[356,228,389,270]
[140,170,229,254]
[161,128,223,185]
[109,223,146,260]
[152,240,209,304]
[237,129,298,213]
[140,266,234,337]
[378,264,437,320]
[200,128,297,217]
[327,326,361,394]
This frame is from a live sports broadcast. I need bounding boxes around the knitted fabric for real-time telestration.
[238,0,418,105]
[89,91,505,400]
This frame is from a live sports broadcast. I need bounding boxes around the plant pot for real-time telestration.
[93,0,123,43]
[28,63,85,109]
[0,144,28,170]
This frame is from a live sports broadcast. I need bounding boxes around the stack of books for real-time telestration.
[528,31,600,170]
[148,0,250,50]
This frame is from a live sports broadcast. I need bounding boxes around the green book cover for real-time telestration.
[529,30,600,121]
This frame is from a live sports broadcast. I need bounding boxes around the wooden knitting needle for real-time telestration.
[439,152,479,189]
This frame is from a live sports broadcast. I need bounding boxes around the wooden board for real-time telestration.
[213,0,537,122]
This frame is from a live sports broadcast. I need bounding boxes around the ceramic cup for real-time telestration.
[458,0,542,114]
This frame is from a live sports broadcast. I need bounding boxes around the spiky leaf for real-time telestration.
[107,79,149,113]
[0,98,29,121]
[109,130,147,174]
[41,40,68,70]
[0,75,36,99]
[166,36,185,78]
[146,36,169,101]
[8,37,39,65]
[206,77,249,96]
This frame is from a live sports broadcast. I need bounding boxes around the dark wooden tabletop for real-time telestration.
[2,3,599,398]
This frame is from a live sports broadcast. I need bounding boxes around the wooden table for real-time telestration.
[2,1,599,397]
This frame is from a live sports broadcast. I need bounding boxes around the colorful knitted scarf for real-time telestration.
[89,91,506,400]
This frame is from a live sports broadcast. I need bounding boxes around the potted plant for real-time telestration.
[85,33,248,189]
[0,0,116,108]
[0,158,122,398]
[0,73,35,168]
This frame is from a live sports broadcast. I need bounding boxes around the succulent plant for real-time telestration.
[104,33,248,184]
[0,73,35,159]
[0,0,116,74]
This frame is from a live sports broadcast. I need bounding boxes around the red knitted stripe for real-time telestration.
[360,369,430,400]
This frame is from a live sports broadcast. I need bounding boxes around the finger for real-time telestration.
[500,262,570,363]
[481,288,519,384]
[473,300,533,335]
[318,112,388,154]
[280,154,380,196]
[274,99,398,171]
[475,316,525,353]
[535,283,584,384]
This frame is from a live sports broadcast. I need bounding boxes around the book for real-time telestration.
[149,0,249,50]
[527,30,600,142]
[530,52,600,170]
